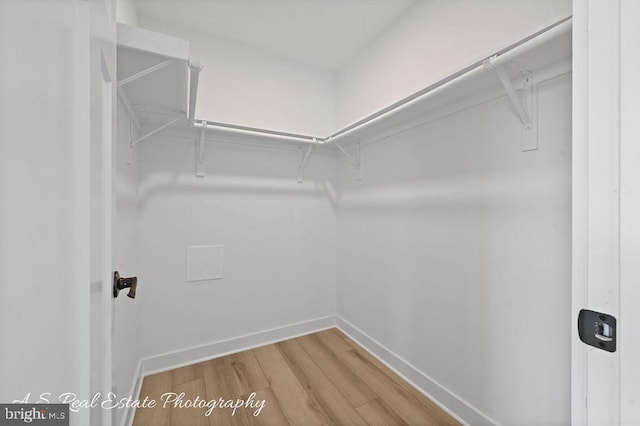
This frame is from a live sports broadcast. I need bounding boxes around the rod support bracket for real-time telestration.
[356,143,363,181]
[117,59,175,88]
[297,138,316,183]
[485,56,538,150]
[332,138,363,181]
[485,56,533,130]
[483,56,497,72]
[196,122,207,177]
[189,59,204,73]
[188,59,204,126]
[131,115,183,147]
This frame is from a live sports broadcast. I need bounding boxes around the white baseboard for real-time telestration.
[121,315,336,426]
[139,315,336,376]
[121,360,143,426]
[336,316,498,426]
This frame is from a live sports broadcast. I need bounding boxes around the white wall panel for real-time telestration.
[135,136,337,359]
[336,74,572,425]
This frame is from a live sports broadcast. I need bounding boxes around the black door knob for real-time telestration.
[113,271,137,299]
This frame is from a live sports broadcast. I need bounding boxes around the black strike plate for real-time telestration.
[578,309,616,353]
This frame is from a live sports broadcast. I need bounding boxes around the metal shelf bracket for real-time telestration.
[117,59,175,88]
[484,56,538,151]
[131,115,183,147]
[333,139,363,181]
[188,59,204,125]
[297,138,316,183]
[196,122,206,177]
[484,56,533,129]
[356,143,363,181]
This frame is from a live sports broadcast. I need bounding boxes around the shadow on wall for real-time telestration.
[134,133,339,208]
[336,168,568,215]
[137,173,337,209]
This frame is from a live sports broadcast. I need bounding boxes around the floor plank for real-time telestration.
[242,387,290,426]
[172,361,204,387]
[170,379,208,426]
[253,344,327,425]
[203,356,243,397]
[336,330,460,426]
[340,349,444,426]
[356,399,408,426]
[276,339,368,425]
[296,333,377,407]
[133,370,173,426]
[228,350,269,396]
[202,357,249,426]
[315,328,353,353]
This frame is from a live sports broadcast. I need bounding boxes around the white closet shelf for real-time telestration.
[117,23,201,147]
[119,18,570,145]
[117,18,571,178]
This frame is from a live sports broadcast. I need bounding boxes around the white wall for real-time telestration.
[336,74,572,424]
[137,19,337,136]
[336,0,572,128]
[0,1,92,422]
[116,0,138,26]
[111,99,141,425]
[135,135,337,359]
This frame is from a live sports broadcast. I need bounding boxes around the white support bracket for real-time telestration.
[484,56,532,129]
[117,59,175,88]
[131,103,186,117]
[196,122,206,177]
[484,56,538,151]
[356,143,363,181]
[333,139,363,181]
[131,115,183,147]
[116,88,141,165]
[128,114,134,165]
[297,138,316,183]
[521,72,538,151]
[117,88,141,132]
[188,59,204,126]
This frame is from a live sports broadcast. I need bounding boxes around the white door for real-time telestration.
[572,0,640,423]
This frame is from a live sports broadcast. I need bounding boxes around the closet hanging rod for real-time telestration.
[487,16,572,68]
[326,16,572,144]
[194,120,320,144]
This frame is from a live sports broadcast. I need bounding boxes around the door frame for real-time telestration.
[87,0,117,424]
[572,0,640,423]
[618,0,640,422]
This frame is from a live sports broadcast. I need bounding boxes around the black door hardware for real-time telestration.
[113,271,137,299]
[578,309,616,352]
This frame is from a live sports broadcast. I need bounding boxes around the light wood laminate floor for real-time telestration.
[133,328,460,426]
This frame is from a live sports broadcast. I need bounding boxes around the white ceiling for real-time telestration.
[135,0,415,71]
